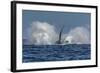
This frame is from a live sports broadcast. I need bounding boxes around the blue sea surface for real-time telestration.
[23,44,90,63]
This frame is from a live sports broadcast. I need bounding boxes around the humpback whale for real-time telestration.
[56,25,65,44]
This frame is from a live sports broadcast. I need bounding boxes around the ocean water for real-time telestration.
[23,44,90,63]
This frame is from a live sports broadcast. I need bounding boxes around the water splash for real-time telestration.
[26,21,90,45]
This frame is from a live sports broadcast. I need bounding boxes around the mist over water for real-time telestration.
[63,27,90,44]
[29,21,58,45]
[27,21,90,45]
